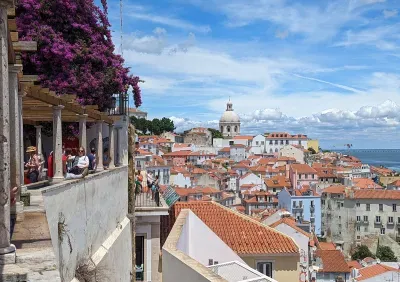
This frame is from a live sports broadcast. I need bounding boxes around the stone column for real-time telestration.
[0,7,15,256]
[96,120,104,171]
[52,105,65,183]
[115,127,121,167]
[9,65,22,193]
[108,123,115,169]
[18,92,26,194]
[35,125,43,160]
[78,114,88,153]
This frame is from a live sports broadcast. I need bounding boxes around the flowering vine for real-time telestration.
[16,0,142,110]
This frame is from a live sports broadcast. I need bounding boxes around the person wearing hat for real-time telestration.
[25,146,40,183]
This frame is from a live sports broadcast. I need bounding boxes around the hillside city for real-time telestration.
[1,1,400,282]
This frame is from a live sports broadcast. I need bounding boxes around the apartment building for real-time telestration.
[278,187,322,235]
[321,186,400,255]
[265,132,308,154]
[289,163,319,189]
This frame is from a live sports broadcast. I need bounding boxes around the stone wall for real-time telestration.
[41,166,131,281]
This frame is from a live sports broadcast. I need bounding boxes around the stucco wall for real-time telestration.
[41,166,130,281]
[177,211,244,266]
[162,251,217,282]
[241,254,300,282]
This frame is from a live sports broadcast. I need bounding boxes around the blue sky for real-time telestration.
[103,0,400,149]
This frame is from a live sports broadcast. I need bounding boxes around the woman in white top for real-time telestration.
[67,147,89,178]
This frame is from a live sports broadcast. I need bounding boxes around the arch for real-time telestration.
[234,125,238,132]
[269,148,273,153]
[227,126,231,132]
[275,148,278,153]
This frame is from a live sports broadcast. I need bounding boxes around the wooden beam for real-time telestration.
[13,41,37,52]
[83,105,99,110]
[7,29,16,64]
[7,8,16,17]
[7,19,16,31]
[20,75,38,82]
[10,31,18,42]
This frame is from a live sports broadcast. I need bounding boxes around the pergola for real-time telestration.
[0,4,120,258]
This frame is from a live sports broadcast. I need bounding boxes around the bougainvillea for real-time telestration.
[16,0,142,109]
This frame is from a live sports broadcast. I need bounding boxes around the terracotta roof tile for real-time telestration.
[315,250,350,273]
[356,264,400,281]
[163,150,192,157]
[353,190,400,200]
[318,242,336,250]
[173,202,299,255]
[219,147,231,153]
[270,217,312,239]
[264,176,291,188]
[233,135,254,140]
[323,185,346,194]
[347,261,362,270]
[352,178,383,189]
[291,163,317,174]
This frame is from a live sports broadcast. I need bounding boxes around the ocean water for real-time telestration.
[336,149,400,171]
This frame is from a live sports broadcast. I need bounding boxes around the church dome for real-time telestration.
[220,110,240,123]
[220,100,240,123]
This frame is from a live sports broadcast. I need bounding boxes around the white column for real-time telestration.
[0,7,15,256]
[108,123,115,169]
[78,114,88,153]
[9,65,22,193]
[35,125,43,161]
[52,105,64,182]
[115,127,122,166]
[96,120,104,171]
[18,92,25,189]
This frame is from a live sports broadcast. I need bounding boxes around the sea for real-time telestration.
[336,149,400,171]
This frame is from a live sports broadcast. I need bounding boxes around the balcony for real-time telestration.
[374,220,383,225]
[134,192,169,216]
[292,205,304,212]
[387,221,395,226]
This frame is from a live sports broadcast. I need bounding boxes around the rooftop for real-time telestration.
[315,250,350,273]
[356,264,400,281]
[291,163,317,174]
[173,201,299,255]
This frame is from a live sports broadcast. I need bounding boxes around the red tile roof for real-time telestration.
[353,189,400,200]
[163,150,192,157]
[270,217,312,239]
[233,135,254,140]
[323,185,346,194]
[315,250,350,273]
[390,180,400,186]
[352,178,383,189]
[291,164,317,174]
[347,260,362,270]
[356,264,400,281]
[318,242,336,250]
[173,202,299,255]
[219,147,231,153]
[264,176,292,188]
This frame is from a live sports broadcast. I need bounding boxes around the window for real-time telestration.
[356,226,360,231]
[299,201,303,208]
[356,216,361,222]
[379,204,383,212]
[261,141,264,145]
[366,204,370,211]
[311,174,315,179]
[256,141,259,145]
[398,217,400,224]
[269,140,273,145]
[357,235,361,240]
[227,126,231,132]
[274,140,278,145]
[234,126,238,132]
[269,148,273,153]
[389,216,394,223]
[305,174,308,179]
[381,228,385,235]
[280,140,284,145]
[257,262,273,278]
[299,174,302,179]
[356,203,360,207]
[322,200,325,205]
[364,215,368,222]
[275,148,278,153]
[364,226,368,232]
[273,188,276,193]
[286,140,289,145]
[337,202,341,209]
[376,216,381,223]
[341,202,344,207]
[339,216,341,219]
[293,201,297,208]
[311,200,314,207]
[393,204,397,212]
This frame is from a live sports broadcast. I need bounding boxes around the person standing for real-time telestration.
[140,169,148,197]
[88,148,96,171]
[25,146,40,183]
[47,151,54,178]
[147,171,154,199]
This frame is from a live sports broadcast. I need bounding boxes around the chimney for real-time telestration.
[208,259,213,266]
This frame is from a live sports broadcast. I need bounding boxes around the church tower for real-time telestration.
[219,100,240,138]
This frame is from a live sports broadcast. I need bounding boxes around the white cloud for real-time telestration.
[334,24,400,50]
[128,12,211,33]
[124,28,167,54]
[275,30,289,39]
[293,74,365,93]
[383,9,398,18]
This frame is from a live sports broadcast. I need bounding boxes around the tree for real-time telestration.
[161,117,175,133]
[130,117,175,135]
[16,0,141,110]
[308,147,317,154]
[351,245,374,260]
[208,128,223,139]
[376,246,397,262]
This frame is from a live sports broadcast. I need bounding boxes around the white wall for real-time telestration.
[171,173,191,187]
[41,166,131,281]
[177,211,245,266]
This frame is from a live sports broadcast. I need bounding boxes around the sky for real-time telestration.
[103,0,400,149]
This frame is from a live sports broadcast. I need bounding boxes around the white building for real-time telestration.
[265,132,308,154]
[219,100,241,138]
[128,107,148,119]
[252,134,266,154]
[279,145,305,164]
[230,144,246,162]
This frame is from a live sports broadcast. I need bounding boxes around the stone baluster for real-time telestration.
[96,120,104,171]
[108,123,115,169]
[79,114,88,153]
